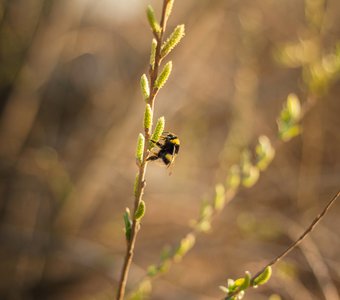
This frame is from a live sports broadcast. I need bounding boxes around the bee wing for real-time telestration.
[166,145,177,169]
[167,147,177,175]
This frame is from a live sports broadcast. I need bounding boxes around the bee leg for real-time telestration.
[150,140,163,147]
[147,155,159,161]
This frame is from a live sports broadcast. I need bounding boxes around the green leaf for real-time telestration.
[255,135,275,171]
[150,39,157,69]
[136,133,145,165]
[227,279,235,289]
[164,0,174,25]
[253,266,272,286]
[195,202,213,232]
[155,61,172,89]
[219,285,229,293]
[123,208,132,242]
[161,24,185,58]
[200,202,213,220]
[197,220,211,232]
[238,271,251,290]
[146,5,161,34]
[144,104,153,130]
[214,183,225,211]
[140,74,150,101]
[279,108,291,124]
[147,264,158,277]
[226,165,241,190]
[174,233,195,261]
[242,165,260,188]
[158,260,171,274]
[150,116,165,146]
[277,93,302,141]
[287,93,301,121]
[135,200,146,221]
[279,125,302,141]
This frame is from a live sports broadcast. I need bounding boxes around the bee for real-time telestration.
[147,132,180,168]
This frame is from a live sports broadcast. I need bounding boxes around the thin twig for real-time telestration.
[281,214,339,300]
[115,1,170,299]
[254,190,339,277]
[225,190,340,299]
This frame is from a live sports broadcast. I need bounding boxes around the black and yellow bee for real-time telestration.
[147,132,180,168]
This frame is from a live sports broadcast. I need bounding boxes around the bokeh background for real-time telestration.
[1,0,340,299]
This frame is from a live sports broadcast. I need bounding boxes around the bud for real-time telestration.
[287,93,301,121]
[155,61,172,89]
[164,0,174,25]
[150,39,157,69]
[144,104,153,130]
[123,208,132,242]
[146,5,161,34]
[135,200,146,220]
[253,266,272,286]
[136,133,145,165]
[150,116,165,146]
[140,74,150,101]
[161,25,185,58]
[213,183,225,211]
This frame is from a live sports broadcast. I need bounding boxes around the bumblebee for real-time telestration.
[147,132,180,167]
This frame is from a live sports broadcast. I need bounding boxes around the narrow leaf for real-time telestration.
[214,183,225,211]
[150,39,157,69]
[146,5,161,34]
[287,93,301,121]
[136,133,145,165]
[164,0,174,25]
[135,200,146,221]
[140,74,150,101]
[253,266,272,286]
[123,208,132,242]
[150,116,165,146]
[161,24,185,58]
[239,271,251,290]
[144,104,153,130]
[174,233,196,261]
[155,61,172,89]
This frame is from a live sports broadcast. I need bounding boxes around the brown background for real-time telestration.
[0,0,340,299]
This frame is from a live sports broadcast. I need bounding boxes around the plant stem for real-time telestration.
[225,190,340,299]
[116,1,170,299]
[149,0,169,108]
[253,190,340,279]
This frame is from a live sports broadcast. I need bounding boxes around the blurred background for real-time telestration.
[1,0,340,299]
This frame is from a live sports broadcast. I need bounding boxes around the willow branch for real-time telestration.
[116,1,171,299]
[225,190,340,299]
[256,190,339,276]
